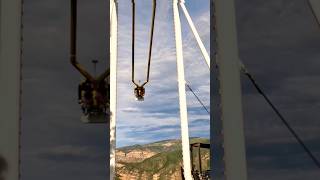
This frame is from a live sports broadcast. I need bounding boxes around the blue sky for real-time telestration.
[116,0,210,147]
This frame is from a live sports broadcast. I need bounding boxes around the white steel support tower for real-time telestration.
[179,0,210,68]
[178,0,248,179]
[174,0,213,178]
[173,0,192,179]
[110,0,118,179]
[0,0,22,180]
[214,0,248,179]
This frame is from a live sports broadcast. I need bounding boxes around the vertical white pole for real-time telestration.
[173,0,192,179]
[109,0,118,179]
[309,0,320,25]
[179,1,210,68]
[0,0,22,180]
[214,0,248,179]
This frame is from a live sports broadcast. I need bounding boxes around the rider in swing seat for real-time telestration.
[71,0,110,118]
[78,79,93,114]
[75,66,110,116]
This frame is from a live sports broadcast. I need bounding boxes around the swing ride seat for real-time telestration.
[81,106,110,123]
[78,84,110,123]
[70,0,110,124]
[135,96,144,101]
[134,86,145,101]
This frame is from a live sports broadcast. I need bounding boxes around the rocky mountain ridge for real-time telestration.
[116,138,210,180]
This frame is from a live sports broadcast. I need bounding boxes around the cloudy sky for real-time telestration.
[237,0,320,179]
[116,0,210,147]
[20,0,320,179]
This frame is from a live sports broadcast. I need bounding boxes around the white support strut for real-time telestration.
[179,1,210,68]
[173,0,192,179]
[309,0,320,26]
[109,0,118,179]
[0,0,22,180]
[214,0,248,179]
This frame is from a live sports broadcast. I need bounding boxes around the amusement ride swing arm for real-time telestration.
[131,0,156,87]
[97,68,110,82]
[70,0,95,83]
[142,0,156,87]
